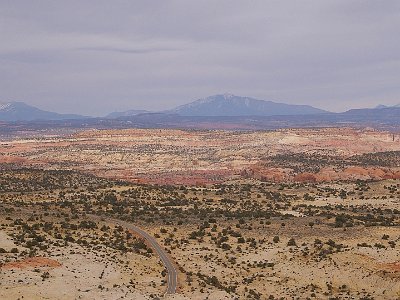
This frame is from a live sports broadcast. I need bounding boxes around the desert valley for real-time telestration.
[0,127,399,299]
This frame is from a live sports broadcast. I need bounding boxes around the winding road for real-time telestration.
[90,215,178,295]
[3,205,178,296]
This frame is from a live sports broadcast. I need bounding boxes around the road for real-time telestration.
[3,205,178,296]
[90,215,178,295]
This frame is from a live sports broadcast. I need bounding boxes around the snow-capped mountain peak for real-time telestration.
[0,102,13,111]
[167,94,328,116]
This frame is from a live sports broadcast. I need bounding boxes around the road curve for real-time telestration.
[7,206,179,295]
[90,215,178,295]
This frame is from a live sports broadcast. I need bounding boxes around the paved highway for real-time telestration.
[117,219,178,295]
[4,206,178,295]
[90,215,178,295]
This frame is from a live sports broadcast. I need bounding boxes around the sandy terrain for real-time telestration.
[0,214,165,299]
[0,128,399,299]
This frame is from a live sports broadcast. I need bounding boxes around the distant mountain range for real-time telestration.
[106,109,150,118]
[1,95,400,125]
[375,104,400,109]
[164,94,328,116]
[0,94,328,121]
[340,106,400,121]
[0,101,86,121]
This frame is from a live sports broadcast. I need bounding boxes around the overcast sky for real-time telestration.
[1,0,399,116]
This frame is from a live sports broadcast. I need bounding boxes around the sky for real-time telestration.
[0,0,400,116]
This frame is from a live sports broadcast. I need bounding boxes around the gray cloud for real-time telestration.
[0,0,399,116]
[75,47,180,54]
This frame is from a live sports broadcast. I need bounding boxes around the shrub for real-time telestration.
[287,238,297,247]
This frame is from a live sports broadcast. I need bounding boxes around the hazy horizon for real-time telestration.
[0,92,396,117]
[1,1,399,116]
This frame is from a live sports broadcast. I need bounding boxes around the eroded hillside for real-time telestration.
[1,128,400,185]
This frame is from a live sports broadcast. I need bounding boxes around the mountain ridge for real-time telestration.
[106,109,150,118]
[164,94,328,116]
[2,95,400,122]
[375,103,400,109]
[0,101,86,121]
